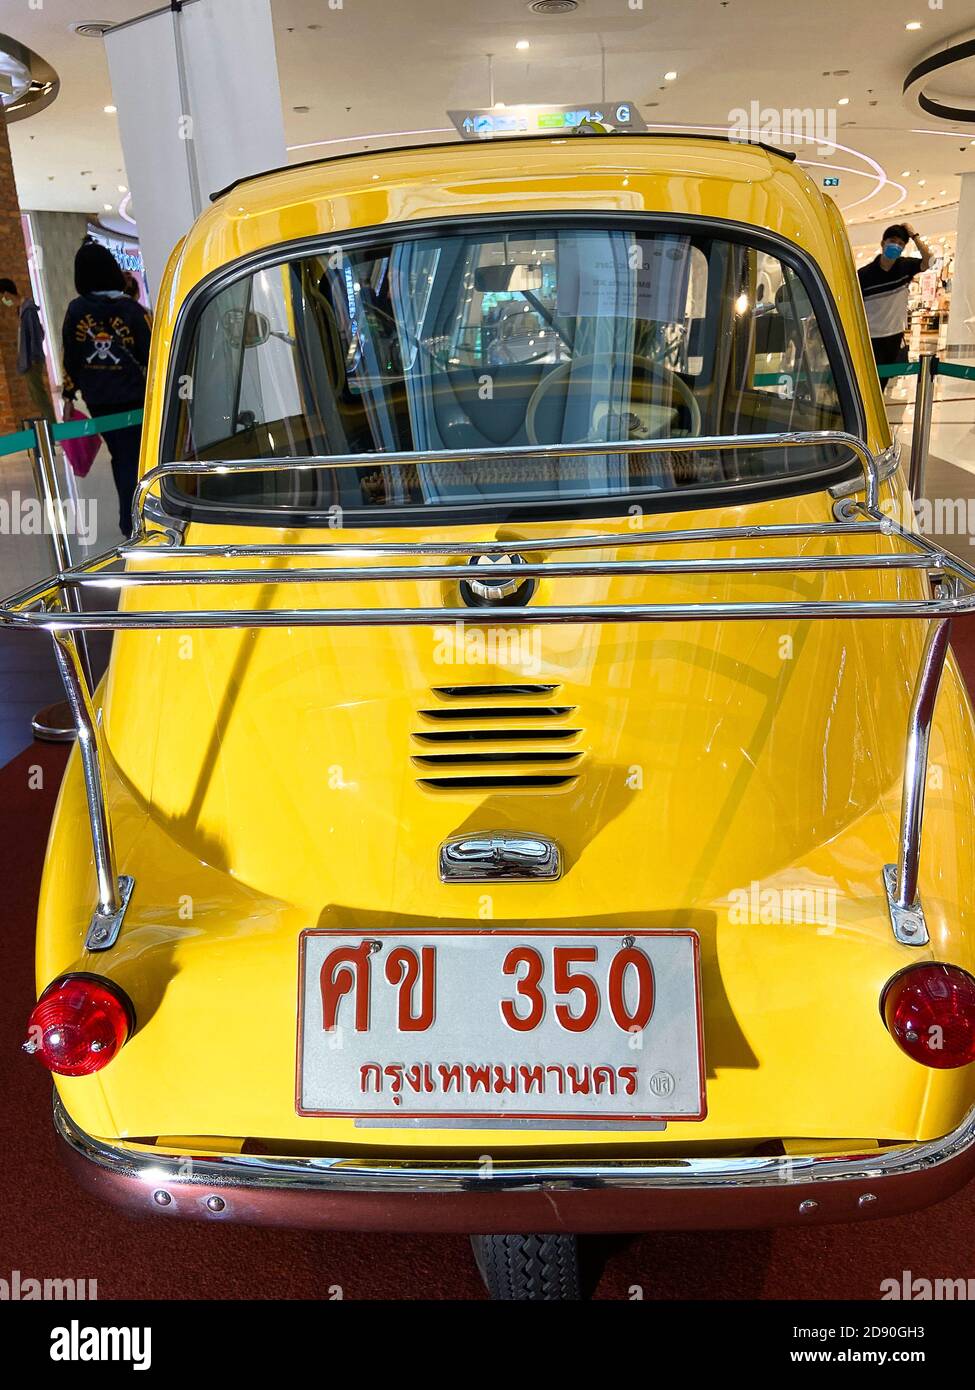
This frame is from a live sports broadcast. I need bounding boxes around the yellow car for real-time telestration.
[8,132,975,1301]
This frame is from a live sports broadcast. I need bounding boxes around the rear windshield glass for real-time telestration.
[168,220,855,521]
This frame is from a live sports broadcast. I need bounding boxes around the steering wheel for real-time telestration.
[525,354,702,446]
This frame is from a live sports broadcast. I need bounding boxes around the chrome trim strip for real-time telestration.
[53,1095,975,1195]
[830,441,900,499]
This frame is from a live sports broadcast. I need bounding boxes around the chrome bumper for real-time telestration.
[54,1096,975,1234]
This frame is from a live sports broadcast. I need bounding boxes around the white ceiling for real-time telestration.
[6,0,975,233]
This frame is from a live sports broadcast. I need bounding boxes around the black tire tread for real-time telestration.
[471,1232,582,1301]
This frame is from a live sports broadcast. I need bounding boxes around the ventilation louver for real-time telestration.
[413,684,584,790]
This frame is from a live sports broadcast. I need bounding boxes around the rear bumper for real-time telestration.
[56,1096,975,1235]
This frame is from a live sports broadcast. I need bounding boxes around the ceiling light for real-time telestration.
[906,20,922,30]
[117,184,127,193]
[939,189,947,195]
[838,97,850,106]
[901,169,911,177]
[516,39,530,50]
[664,71,678,81]
[103,203,112,211]
[494,101,506,110]
[918,179,925,186]
[103,104,116,114]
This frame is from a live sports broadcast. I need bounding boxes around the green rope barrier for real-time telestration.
[876,362,920,379]
[52,407,144,440]
[937,360,975,383]
[0,427,39,458]
[0,407,145,458]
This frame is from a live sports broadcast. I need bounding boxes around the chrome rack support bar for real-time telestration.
[32,419,94,690]
[50,630,133,950]
[884,616,952,946]
[130,429,881,538]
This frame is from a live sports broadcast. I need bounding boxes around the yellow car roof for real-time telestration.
[174,134,837,291]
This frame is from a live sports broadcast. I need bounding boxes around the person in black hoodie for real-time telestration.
[62,240,151,537]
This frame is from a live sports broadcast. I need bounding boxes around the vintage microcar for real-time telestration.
[8,133,975,1300]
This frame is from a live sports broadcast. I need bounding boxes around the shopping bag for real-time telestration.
[61,407,101,478]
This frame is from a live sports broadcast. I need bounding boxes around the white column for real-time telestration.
[947,170,975,353]
[105,0,287,297]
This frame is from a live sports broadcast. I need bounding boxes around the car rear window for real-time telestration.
[166,218,858,523]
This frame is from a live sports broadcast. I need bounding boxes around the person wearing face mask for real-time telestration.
[0,276,55,422]
[857,223,932,370]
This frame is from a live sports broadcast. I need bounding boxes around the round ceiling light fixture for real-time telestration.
[0,33,59,121]
[528,0,580,14]
[903,28,975,126]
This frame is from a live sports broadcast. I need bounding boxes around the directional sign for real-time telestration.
[822,177,841,187]
[449,101,647,140]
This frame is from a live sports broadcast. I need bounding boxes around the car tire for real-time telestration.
[470,1233,583,1301]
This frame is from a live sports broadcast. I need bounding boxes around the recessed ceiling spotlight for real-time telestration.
[494,101,507,110]
[906,20,922,30]
[664,71,678,81]
[838,97,850,106]
[528,0,578,12]
[939,189,947,195]
[516,39,530,50]
[918,178,925,186]
[117,184,127,193]
[103,203,112,211]
[901,168,911,176]
[103,104,116,114]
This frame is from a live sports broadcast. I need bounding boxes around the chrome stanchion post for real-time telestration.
[908,353,936,499]
[25,416,94,739]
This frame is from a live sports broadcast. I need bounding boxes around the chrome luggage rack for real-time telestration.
[3,429,974,953]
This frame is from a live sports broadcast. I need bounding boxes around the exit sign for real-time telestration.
[823,177,841,187]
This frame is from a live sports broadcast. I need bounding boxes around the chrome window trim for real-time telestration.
[830,441,900,499]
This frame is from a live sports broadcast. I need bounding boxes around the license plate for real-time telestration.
[297,929,706,1122]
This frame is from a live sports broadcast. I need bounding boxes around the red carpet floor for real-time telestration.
[3,624,975,1300]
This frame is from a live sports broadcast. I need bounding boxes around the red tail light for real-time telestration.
[24,975,133,1076]
[882,963,975,1069]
